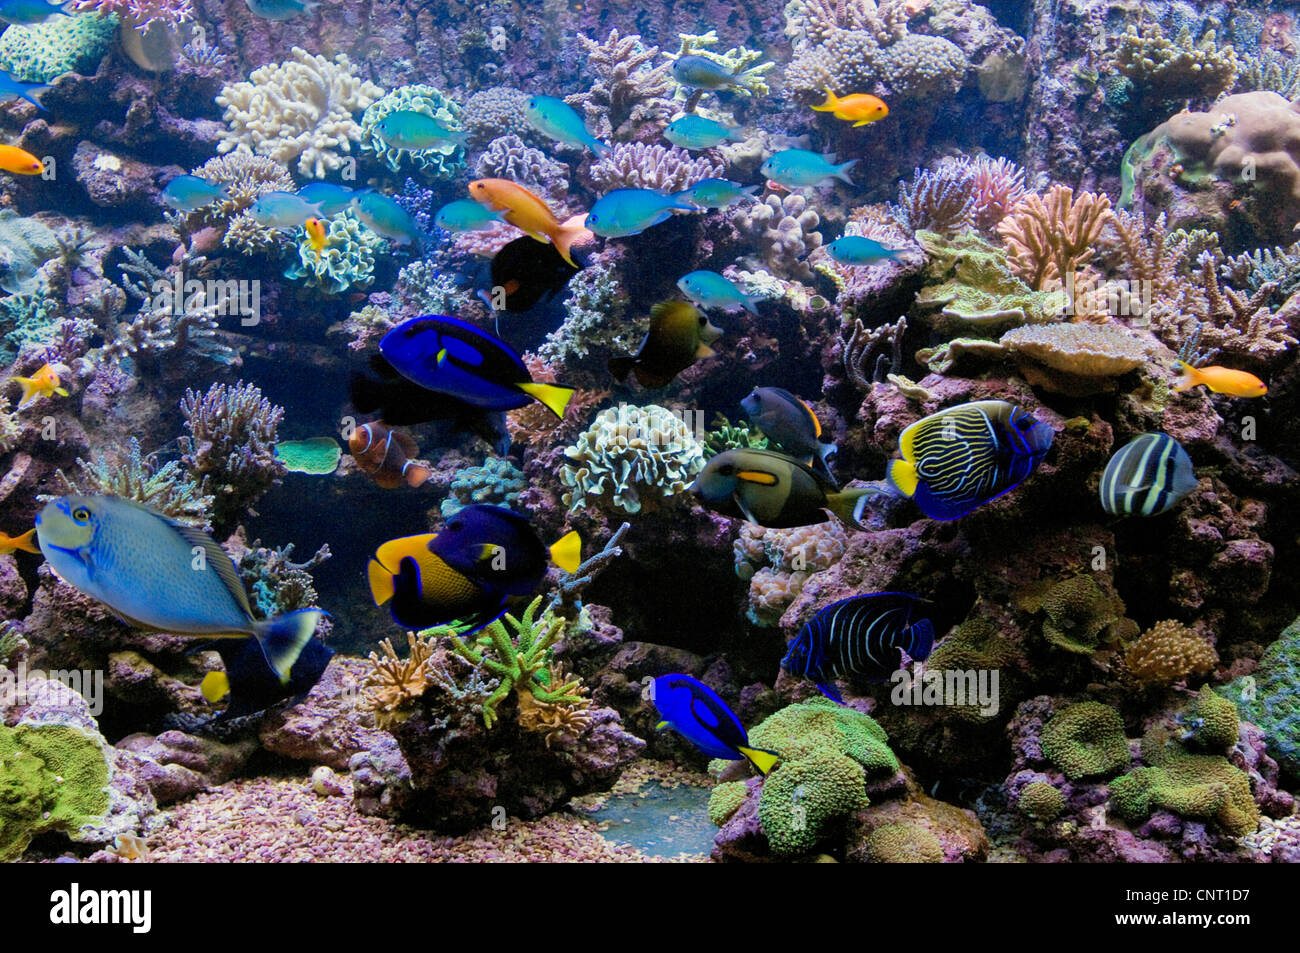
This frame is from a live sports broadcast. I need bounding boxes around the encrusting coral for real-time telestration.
[1039,701,1130,780]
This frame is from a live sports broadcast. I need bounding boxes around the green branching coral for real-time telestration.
[0,724,110,862]
[360,85,466,178]
[864,822,944,863]
[703,413,768,458]
[1017,781,1065,822]
[1113,23,1238,102]
[1221,615,1300,778]
[1110,731,1258,836]
[559,404,706,515]
[441,457,527,518]
[1040,702,1131,780]
[0,13,118,83]
[283,212,382,294]
[59,437,215,531]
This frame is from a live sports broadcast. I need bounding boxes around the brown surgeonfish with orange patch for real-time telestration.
[608,301,722,388]
[348,421,433,488]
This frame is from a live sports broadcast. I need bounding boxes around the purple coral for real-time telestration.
[890,162,977,235]
[587,142,723,194]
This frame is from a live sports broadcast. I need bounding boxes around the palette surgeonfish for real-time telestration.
[741,386,837,483]
[651,673,780,775]
[488,233,582,312]
[781,592,935,702]
[608,301,721,388]
[200,631,333,721]
[367,504,581,631]
[35,495,326,683]
[1099,432,1197,517]
[348,421,433,489]
[691,448,871,530]
[379,315,575,418]
[885,400,1053,520]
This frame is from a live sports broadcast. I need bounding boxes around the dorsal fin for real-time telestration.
[169,519,254,620]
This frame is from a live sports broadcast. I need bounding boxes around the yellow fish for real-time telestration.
[0,528,39,555]
[0,144,43,175]
[811,88,889,127]
[303,217,328,254]
[9,362,68,409]
[1173,361,1267,398]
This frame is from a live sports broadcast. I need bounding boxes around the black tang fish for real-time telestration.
[782,592,935,702]
[488,234,582,313]
[1099,432,1197,517]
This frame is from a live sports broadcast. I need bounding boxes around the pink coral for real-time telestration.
[72,0,193,28]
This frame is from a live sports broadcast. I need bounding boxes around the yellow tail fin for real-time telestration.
[1172,360,1199,392]
[811,86,838,112]
[887,458,918,497]
[549,530,582,573]
[9,528,38,553]
[368,557,396,605]
[201,671,230,704]
[516,381,575,419]
[737,745,781,776]
[13,377,39,409]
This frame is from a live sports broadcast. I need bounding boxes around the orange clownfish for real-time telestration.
[467,178,590,267]
[1173,361,1267,398]
[348,421,433,489]
[0,145,44,175]
[0,528,39,556]
[303,217,328,255]
[9,362,68,409]
[811,88,889,127]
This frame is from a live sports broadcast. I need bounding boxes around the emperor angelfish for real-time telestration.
[1099,432,1197,517]
[782,592,935,703]
[35,495,326,683]
[886,400,1054,520]
[652,673,779,775]
[691,448,871,530]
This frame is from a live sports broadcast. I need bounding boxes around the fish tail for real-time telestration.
[828,486,889,530]
[402,461,433,488]
[22,85,51,110]
[13,376,39,409]
[550,216,587,267]
[515,380,575,419]
[834,159,859,186]
[9,528,38,554]
[607,356,635,382]
[1172,360,1200,392]
[251,608,328,684]
[742,292,761,315]
[549,530,582,573]
[812,87,838,112]
[886,458,918,498]
[736,745,781,776]
[588,138,610,157]
[739,184,760,201]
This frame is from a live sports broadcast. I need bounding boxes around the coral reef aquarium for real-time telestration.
[0,0,1299,902]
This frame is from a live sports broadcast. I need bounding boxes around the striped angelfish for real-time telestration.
[782,592,936,703]
[886,400,1054,520]
[1099,432,1197,517]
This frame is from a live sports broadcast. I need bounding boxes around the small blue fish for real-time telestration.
[349,191,424,246]
[161,175,231,212]
[435,199,505,232]
[676,270,760,315]
[652,673,779,774]
[244,0,319,19]
[0,0,67,25]
[887,400,1054,520]
[672,178,759,209]
[0,70,50,109]
[376,110,469,151]
[671,55,745,90]
[250,191,325,229]
[825,235,902,266]
[585,188,695,238]
[294,182,355,216]
[663,115,743,150]
[760,149,858,189]
[524,95,608,156]
[1099,432,1197,517]
[782,593,935,702]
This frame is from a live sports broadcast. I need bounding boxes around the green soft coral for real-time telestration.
[1041,701,1131,780]
[0,724,110,862]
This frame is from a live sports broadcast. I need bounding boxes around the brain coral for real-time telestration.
[360,84,465,178]
[559,404,705,515]
[1016,780,1065,821]
[1110,735,1259,837]
[282,211,382,294]
[216,47,383,179]
[863,822,944,863]
[0,724,110,862]
[0,13,118,83]
[1040,701,1130,780]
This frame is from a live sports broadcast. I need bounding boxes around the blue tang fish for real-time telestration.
[524,94,609,156]
[0,70,50,109]
[1099,432,1197,517]
[663,115,743,150]
[368,504,581,632]
[782,593,935,702]
[294,182,355,216]
[760,149,858,188]
[825,235,903,266]
[350,190,425,246]
[161,175,231,212]
[677,270,760,314]
[35,495,326,683]
[672,178,759,209]
[435,199,505,232]
[379,314,575,417]
[886,400,1054,520]
[585,188,696,238]
[652,673,779,774]
[244,0,318,18]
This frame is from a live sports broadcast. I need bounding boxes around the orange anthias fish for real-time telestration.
[303,217,328,254]
[0,528,39,555]
[1173,361,1267,398]
[348,421,433,489]
[0,144,44,175]
[9,362,67,409]
[811,88,889,127]
[467,178,590,267]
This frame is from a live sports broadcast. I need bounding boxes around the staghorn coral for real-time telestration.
[440,457,527,518]
[587,142,723,194]
[360,85,465,178]
[566,29,674,141]
[475,135,569,205]
[461,86,533,145]
[515,662,594,748]
[57,437,213,531]
[1125,620,1218,686]
[1113,22,1238,102]
[732,193,823,281]
[1235,49,1300,99]
[559,404,706,516]
[178,381,285,533]
[283,212,383,295]
[1040,702,1130,780]
[1220,242,1300,305]
[360,631,438,729]
[550,521,629,619]
[215,47,383,179]
[890,162,976,236]
[234,534,330,619]
[997,186,1114,291]
[734,522,848,627]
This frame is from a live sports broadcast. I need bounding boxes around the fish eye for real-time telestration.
[717,464,736,476]
[448,519,463,531]
[72,507,90,522]
[698,315,707,325]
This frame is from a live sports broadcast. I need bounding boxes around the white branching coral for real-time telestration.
[216,47,384,179]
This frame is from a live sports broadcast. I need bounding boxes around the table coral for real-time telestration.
[1039,701,1130,780]
[999,322,1151,394]
[360,84,465,178]
[216,47,383,179]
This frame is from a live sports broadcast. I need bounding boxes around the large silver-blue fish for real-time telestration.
[35,495,325,682]
[1099,432,1197,517]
